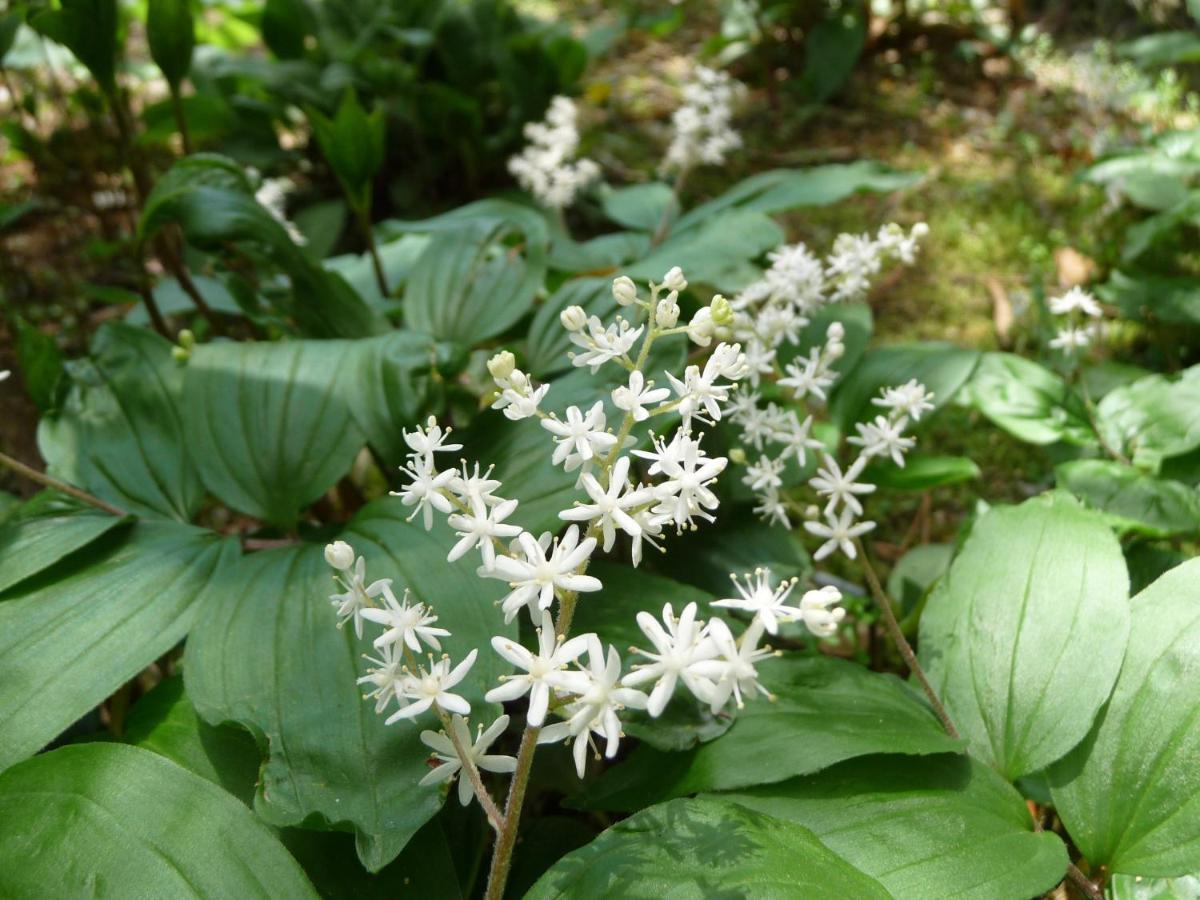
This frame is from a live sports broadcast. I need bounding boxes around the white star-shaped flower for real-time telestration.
[623,602,719,717]
[419,714,516,806]
[810,454,876,516]
[329,556,391,639]
[360,585,451,653]
[712,568,800,635]
[388,650,478,724]
[804,508,876,561]
[541,402,618,469]
[559,456,655,552]
[447,497,523,568]
[612,371,670,422]
[485,611,590,726]
[482,526,602,623]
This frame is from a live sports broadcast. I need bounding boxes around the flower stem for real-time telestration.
[483,725,539,900]
[0,451,127,517]
[1066,862,1103,900]
[436,707,506,833]
[855,538,959,739]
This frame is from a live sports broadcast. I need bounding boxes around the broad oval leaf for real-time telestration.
[725,754,1069,900]
[37,322,204,521]
[147,0,194,88]
[919,492,1131,780]
[526,796,890,900]
[31,0,119,91]
[525,276,612,378]
[0,743,317,898]
[964,352,1094,446]
[182,339,365,528]
[0,500,129,594]
[863,454,981,491]
[1098,365,1200,468]
[1057,459,1200,537]
[185,497,513,871]
[0,522,235,772]
[1049,558,1200,877]
[601,182,678,232]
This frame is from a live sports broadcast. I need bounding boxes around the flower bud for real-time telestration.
[710,294,733,326]
[729,447,747,465]
[804,504,820,520]
[912,222,929,238]
[612,275,638,307]
[487,351,517,381]
[655,293,680,328]
[687,308,715,347]
[560,305,587,332]
[826,322,845,342]
[324,540,355,570]
[171,346,191,364]
[662,266,687,293]
[826,341,845,360]
[178,329,196,350]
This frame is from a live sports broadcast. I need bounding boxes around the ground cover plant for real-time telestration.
[1,1,1199,898]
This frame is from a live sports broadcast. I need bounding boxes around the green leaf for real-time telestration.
[863,454,981,491]
[185,497,514,871]
[37,323,205,521]
[1057,459,1200,537]
[675,162,921,232]
[404,220,547,346]
[1118,30,1200,68]
[725,754,1069,900]
[14,318,64,412]
[888,543,954,618]
[798,8,866,103]
[261,0,315,60]
[181,339,365,528]
[625,209,784,292]
[0,501,129,594]
[1109,873,1200,900]
[1098,366,1200,468]
[578,656,962,809]
[779,301,873,375]
[147,0,194,89]
[309,90,385,212]
[602,182,678,232]
[0,12,22,64]
[526,276,612,377]
[830,342,980,431]
[526,796,891,900]
[31,0,120,91]
[964,352,1094,446]
[1049,558,1200,876]
[0,743,317,897]
[1098,271,1200,326]
[0,522,234,772]
[919,492,1131,780]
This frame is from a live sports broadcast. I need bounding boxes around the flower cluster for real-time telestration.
[662,66,745,174]
[508,96,600,211]
[252,170,306,245]
[1047,286,1104,355]
[323,262,856,805]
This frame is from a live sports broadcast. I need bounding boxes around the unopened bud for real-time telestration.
[612,275,637,307]
[487,351,517,381]
[324,540,355,570]
[804,505,820,520]
[826,322,845,342]
[178,329,196,350]
[662,266,687,293]
[729,447,747,465]
[687,308,715,347]
[655,293,680,328]
[826,341,845,360]
[710,294,733,326]
[171,345,191,364]
[560,305,587,332]
[912,222,929,238]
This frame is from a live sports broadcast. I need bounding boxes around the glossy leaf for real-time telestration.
[147,0,194,89]
[830,342,980,430]
[261,0,315,59]
[0,501,129,594]
[1057,459,1200,537]
[185,498,513,871]
[14,318,65,412]
[919,492,1130,780]
[37,323,204,521]
[965,352,1094,446]
[526,797,890,900]
[725,754,1069,900]
[1049,558,1200,876]
[625,209,784,292]
[31,0,119,91]
[182,339,365,527]
[0,522,234,772]
[1098,366,1200,468]
[0,743,317,897]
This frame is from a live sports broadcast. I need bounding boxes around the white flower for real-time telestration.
[689,617,774,713]
[394,456,455,530]
[488,351,517,380]
[772,410,823,465]
[483,526,602,623]
[661,266,688,293]
[666,353,737,427]
[623,602,718,716]
[825,232,883,302]
[1049,286,1103,318]
[539,636,647,777]
[542,402,618,469]
[873,379,935,421]
[447,497,523,568]
[329,556,392,639]
[324,540,356,571]
[361,585,451,653]
[491,367,549,421]
[686,307,716,346]
[508,96,599,210]
[712,568,800,635]
[804,508,876,561]
[742,454,785,494]
[388,649,478,723]
[569,316,643,372]
[403,416,463,464]
[419,715,516,806]
[447,462,504,508]
[612,371,670,422]
[1049,326,1092,353]
[753,489,791,528]
[638,432,727,528]
[848,415,915,468]
[486,611,591,726]
[612,275,638,306]
[255,176,306,244]
[799,586,845,638]
[559,456,656,552]
[663,66,744,173]
[629,506,666,567]
[560,305,588,331]
[0,370,9,383]
[358,645,406,714]
[810,455,877,516]
[778,350,837,401]
[655,293,680,328]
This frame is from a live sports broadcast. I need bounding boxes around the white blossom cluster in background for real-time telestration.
[507,96,600,211]
[251,169,307,245]
[662,66,745,174]
[319,262,874,805]
[1047,286,1104,355]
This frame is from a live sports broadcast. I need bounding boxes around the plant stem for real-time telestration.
[1078,377,1130,466]
[1066,862,1103,900]
[483,725,539,900]
[0,451,127,517]
[437,708,506,833]
[855,538,960,739]
[169,85,193,155]
[356,207,389,298]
